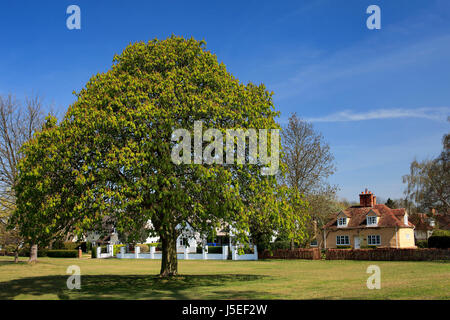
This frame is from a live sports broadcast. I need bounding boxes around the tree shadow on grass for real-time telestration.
[0,274,269,300]
[0,260,28,267]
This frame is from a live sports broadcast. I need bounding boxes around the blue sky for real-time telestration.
[1,0,449,202]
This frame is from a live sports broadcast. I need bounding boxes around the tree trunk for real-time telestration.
[29,244,38,264]
[290,239,295,250]
[14,249,19,263]
[160,231,178,277]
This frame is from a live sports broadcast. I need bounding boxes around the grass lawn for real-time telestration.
[0,256,448,300]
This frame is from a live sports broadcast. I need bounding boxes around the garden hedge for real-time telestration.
[46,250,78,258]
[428,236,450,249]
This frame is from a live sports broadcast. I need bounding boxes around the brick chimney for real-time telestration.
[359,189,375,207]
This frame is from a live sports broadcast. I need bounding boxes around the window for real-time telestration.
[367,216,377,226]
[368,235,381,245]
[310,240,318,247]
[337,217,347,227]
[336,235,350,245]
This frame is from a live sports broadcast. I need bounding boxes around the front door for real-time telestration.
[354,236,360,249]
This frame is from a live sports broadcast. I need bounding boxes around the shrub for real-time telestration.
[18,247,48,257]
[52,240,65,249]
[63,242,80,251]
[428,236,450,249]
[416,240,428,248]
[113,244,125,256]
[432,229,450,237]
[136,244,149,253]
[336,245,352,249]
[270,241,291,250]
[207,246,223,254]
[91,246,97,258]
[148,242,160,247]
[243,247,254,254]
[47,250,78,258]
[86,241,92,253]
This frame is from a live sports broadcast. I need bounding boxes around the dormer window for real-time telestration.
[337,217,348,227]
[367,216,377,226]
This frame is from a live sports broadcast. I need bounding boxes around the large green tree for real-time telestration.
[13,36,295,276]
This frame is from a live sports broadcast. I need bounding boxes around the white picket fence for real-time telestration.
[114,245,258,261]
[96,245,114,258]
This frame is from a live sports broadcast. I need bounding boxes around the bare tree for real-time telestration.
[0,93,48,262]
[281,113,336,194]
[281,113,337,248]
[403,132,450,215]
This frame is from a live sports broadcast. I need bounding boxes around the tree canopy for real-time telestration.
[12,36,308,275]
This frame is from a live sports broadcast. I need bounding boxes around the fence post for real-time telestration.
[202,245,208,260]
[119,246,125,258]
[135,246,140,259]
[222,246,228,260]
[96,247,101,258]
[232,246,237,260]
[150,246,155,259]
[254,245,258,260]
[107,244,113,257]
[184,246,189,260]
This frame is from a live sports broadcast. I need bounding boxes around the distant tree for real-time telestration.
[385,198,396,209]
[246,181,310,251]
[11,116,74,263]
[403,132,450,214]
[303,186,344,242]
[281,113,336,195]
[280,113,336,248]
[0,93,49,263]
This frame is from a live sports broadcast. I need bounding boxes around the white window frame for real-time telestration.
[367,216,377,226]
[336,235,350,245]
[337,217,348,227]
[367,235,381,246]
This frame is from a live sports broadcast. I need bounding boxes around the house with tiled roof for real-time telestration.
[409,212,435,241]
[322,189,416,249]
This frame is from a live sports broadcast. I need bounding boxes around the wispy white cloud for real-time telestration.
[305,107,450,122]
[270,32,450,101]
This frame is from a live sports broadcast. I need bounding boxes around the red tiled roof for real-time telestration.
[409,213,434,231]
[324,204,414,230]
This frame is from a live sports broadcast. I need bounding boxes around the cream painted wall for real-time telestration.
[323,227,415,249]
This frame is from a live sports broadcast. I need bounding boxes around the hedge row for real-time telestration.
[47,250,78,258]
[325,248,450,261]
[1,248,78,258]
[428,236,450,249]
[260,248,321,260]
